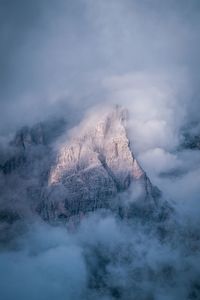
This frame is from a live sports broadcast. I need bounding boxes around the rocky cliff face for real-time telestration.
[0,106,167,235]
[38,106,162,223]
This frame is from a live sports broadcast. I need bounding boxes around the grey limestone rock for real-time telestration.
[40,106,162,222]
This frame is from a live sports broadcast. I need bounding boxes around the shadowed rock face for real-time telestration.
[0,119,67,239]
[0,119,66,175]
[39,106,162,222]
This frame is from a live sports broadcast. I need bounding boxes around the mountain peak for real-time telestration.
[43,106,159,222]
[0,106,167,233]
[49,106,141,187]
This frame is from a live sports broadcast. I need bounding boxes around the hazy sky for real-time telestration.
[0,0,200,134]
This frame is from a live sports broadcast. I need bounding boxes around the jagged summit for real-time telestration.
[49,106,143,187]
[0,106,165,232]
[41,106,160,221]
[49,106,144,186]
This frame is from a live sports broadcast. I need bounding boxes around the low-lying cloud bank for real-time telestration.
[0,210,200,300]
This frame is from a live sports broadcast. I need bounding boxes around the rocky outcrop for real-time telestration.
[0,106,169,231]
[39,106,162,222]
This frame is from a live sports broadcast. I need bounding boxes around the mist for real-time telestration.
[1,0,200,299]
[1,0,200,133]
[1,211,200,300]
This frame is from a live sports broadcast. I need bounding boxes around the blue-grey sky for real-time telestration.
[0,0,200,134]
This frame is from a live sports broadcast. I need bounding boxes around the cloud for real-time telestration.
[0,223,87,300]
[100,71,200,215]
[103,72,188,153]
[0,0,200,134]
[0,212,200,300]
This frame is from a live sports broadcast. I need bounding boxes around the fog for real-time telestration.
[1,211,200,300]
[1,0,200,133]
[1,0,200,299]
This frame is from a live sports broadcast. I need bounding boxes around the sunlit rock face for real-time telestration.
[0,106,166,233]
[40,106,161,222]
[49,107,139,187]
